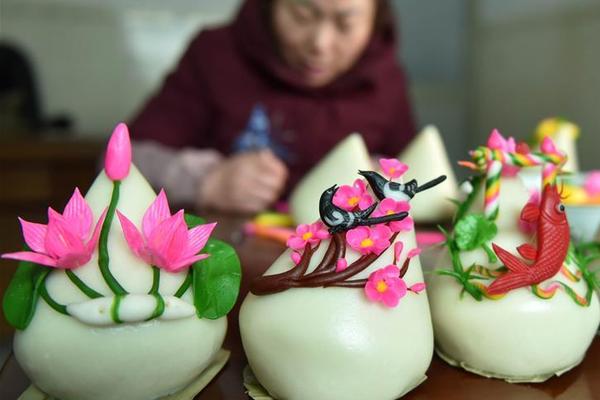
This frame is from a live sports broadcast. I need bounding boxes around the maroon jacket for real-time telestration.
[130,0,415,194]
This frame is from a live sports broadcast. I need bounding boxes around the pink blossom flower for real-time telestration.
[335,258,348,272]
[364,265,407,307]
[332,179,374,211]
[379,158,408,180]
[584,171,600,196]
[117,190,215,273]
[346,225,392,255]
[286,221,330,250]
[487,129,519,176]
[371,198,414,232]
[519,189,541,234]
[2,188,105,269]
[104,122,132,181]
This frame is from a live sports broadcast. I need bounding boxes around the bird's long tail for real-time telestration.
[359,211,409,227]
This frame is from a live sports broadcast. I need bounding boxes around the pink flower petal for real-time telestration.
[287,236,307,250]
[541,137,558,154]
[45,214,85,259]
[390,217,414,233]
[358,193,374,210]
[62,188,92,240]
[85,209,107,254]
[409,282,426,293]
[393,241,404,264]
[290,251,302,265]
[117,211,145,258]
[407,248,422,259]
[332,185,358,211]
[354,179,367,192]
[296,224,310,235]
[104,122,132,181]
[487,129,506,150]
[336,258,348,272]
[379,158,408,179]
[19,217,47,253]
[168,253,210,272]
[2,251,58,268]
[184,222,216,258]
[147,211,188,267]
[142,190,171,239]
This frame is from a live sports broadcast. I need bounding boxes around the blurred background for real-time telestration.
[2,0,599,167]
[1,0,599,218]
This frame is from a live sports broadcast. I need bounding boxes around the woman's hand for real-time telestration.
[199,150,288,213]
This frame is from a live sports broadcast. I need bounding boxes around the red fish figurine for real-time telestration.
[487,184,570,295]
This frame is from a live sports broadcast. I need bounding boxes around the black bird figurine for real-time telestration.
[358,171,447,202]
[319,185,409,233]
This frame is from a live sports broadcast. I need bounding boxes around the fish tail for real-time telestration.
[492,243,529,273]
[486,272,531,295]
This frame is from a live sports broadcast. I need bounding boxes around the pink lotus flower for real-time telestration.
[364,265,407,307]
[346,225,392,255]
[332,179,374,211]
[487,129,519,177]
[117,190,215,272]
[371,198,414,232]
[379,158,408,180]
[2,188,105,269]
[287,221,330,250]
[584,171,600,196]
[105,122,132,181]
[519,189,541,234]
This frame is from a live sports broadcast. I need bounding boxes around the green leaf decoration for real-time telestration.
[3,260,49,330]
[184,213,206,228]
[454,214,497,251]
[453,175,483,223]
[192,238,241,320]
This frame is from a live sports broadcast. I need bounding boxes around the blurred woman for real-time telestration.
[130,0,415,212]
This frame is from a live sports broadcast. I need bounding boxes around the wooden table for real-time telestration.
[1,213,599,399]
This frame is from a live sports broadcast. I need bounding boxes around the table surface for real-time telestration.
[0,213,598,400]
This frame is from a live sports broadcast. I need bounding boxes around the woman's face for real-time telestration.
[272,0,377,87]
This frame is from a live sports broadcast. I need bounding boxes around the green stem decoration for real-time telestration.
[39,283,69,316]
[146,266,166,320]
[148,295,165,321]
[111,294,123,323]
[174,271,192,298]
[149,266,160,295]
[66,270,102,298]
[481,243,498,263]
[454,175,483,223]
[98,180,128,295]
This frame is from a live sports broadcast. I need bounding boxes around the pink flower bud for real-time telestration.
[105,122,132,181]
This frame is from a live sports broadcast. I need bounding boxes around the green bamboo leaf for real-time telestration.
[192,238,241,320]
[3,260,49,330]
